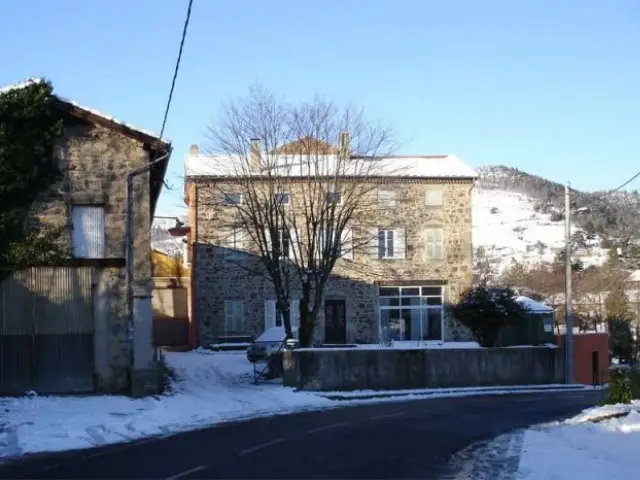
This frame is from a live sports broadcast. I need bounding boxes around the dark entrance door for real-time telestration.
[324,299,346,344]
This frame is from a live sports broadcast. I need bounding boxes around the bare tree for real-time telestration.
[204,87,396,346]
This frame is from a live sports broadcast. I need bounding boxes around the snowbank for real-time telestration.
[517,402,640,479]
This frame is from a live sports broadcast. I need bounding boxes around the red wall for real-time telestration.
[555,333,609,384]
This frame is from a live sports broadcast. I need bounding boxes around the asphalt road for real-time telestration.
[0,390,599,480]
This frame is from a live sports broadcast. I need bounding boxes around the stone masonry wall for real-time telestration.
[26,120,153,392]
[191,177,474,345]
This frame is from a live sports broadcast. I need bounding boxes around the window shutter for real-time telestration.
[225,301,234,331]
[72,206,105,258]
[426,228,444,259]
[235,302,245,331]
[264,300,276,330]
[264,228,273,256]
[370,228,380,258]
[341,228,353,259]
[290,299,300,329]
[395,228,406,259]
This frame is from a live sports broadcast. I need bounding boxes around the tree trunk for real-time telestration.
[279,300,292,340]
[299,295,313,347]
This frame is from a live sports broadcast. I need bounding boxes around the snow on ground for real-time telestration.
[472,186,608,274]
[516,402,640,479]
[0,350,602,462]
[0,351,332,460]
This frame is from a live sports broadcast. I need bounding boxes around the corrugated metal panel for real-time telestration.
[72,206,105,258]
[0,267,95,394]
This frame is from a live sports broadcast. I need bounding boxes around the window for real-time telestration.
[266,229,291,258]
[317,228,353,259]
[377,190,396,207]
[425,190,443,207]
[374,228,405,259]
[275,193,291,205]
[325,191,342,205]
[183,240,191,267]
[425,228,444,260]
[222,228,245,258]
[378,286,443,342]
[72,205,105,258]
[224,300,245,332]
[222,193,243,205]
[265,299,300,330]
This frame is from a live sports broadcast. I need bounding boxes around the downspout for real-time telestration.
[125,149,172,362]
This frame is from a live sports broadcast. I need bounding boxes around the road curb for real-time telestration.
[317,384,596,401]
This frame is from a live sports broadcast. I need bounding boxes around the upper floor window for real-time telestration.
[317,228,353,260]
[375,228,406,260]
[221,227,245,258]
[275,193,291,205]
[266,229,291,258]
[71,205,105,259]
[425,227,444,260]
[223,193,243,205]
[425,190,443,207]
[377,190,396,207]
[325,191,342,205]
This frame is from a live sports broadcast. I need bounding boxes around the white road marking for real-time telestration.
[370,412,404,420]
[165,465,207,480]
[238,438,287,456]
[306,422,349,434]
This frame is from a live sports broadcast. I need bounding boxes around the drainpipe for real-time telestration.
[125,149,172,365]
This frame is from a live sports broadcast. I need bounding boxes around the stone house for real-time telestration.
[182,137,476,347]
[0,79,171,395]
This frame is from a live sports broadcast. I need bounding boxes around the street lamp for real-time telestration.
[564,182,590,384]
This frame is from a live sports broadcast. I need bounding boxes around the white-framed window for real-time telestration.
[425,228,444,260]
[264,299,301,330]
[222,228,245,258]
[425,190,443,207]
[266,229,291,258]
[378,286,443,342]
[222,192,243,205]
[72,205,106,258]
[325,191,342,205]
[377,190,396,207]
[373,228,406,259]
[275,193,291,206]
[317,227,353,260]
[224,300,245,332]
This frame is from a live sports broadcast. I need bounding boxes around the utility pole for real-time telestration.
[565,182,574,383]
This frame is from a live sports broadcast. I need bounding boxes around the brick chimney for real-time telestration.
[250,138,261,168]
[339,132,350,158]
[189,144,199,154]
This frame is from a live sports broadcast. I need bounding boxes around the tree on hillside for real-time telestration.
[0,79,68,276]
[449,278,528,347]
[204,87,395,345]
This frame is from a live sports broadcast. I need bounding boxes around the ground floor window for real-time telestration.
[224,300,246,332]
[378,285,443,341]
[265,299,300,330]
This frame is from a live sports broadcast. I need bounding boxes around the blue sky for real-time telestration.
[2,0,639,216]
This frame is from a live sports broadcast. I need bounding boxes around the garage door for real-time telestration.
[0,267,94,394]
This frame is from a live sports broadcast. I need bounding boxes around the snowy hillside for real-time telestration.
[472,186,609,275]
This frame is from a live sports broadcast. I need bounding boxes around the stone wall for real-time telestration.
[27,120,154,393]
[191,177,474,345]
[283,346,566,391]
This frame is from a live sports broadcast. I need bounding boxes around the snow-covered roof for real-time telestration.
[185,152,477,179]
[516,296,554,313]
[0,78,170,144]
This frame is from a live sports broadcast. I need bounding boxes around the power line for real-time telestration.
[578,168,640,208]
[159,0,194,142]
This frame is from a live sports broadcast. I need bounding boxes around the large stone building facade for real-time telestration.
[0,79,171,395]
[184,142,476,347]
